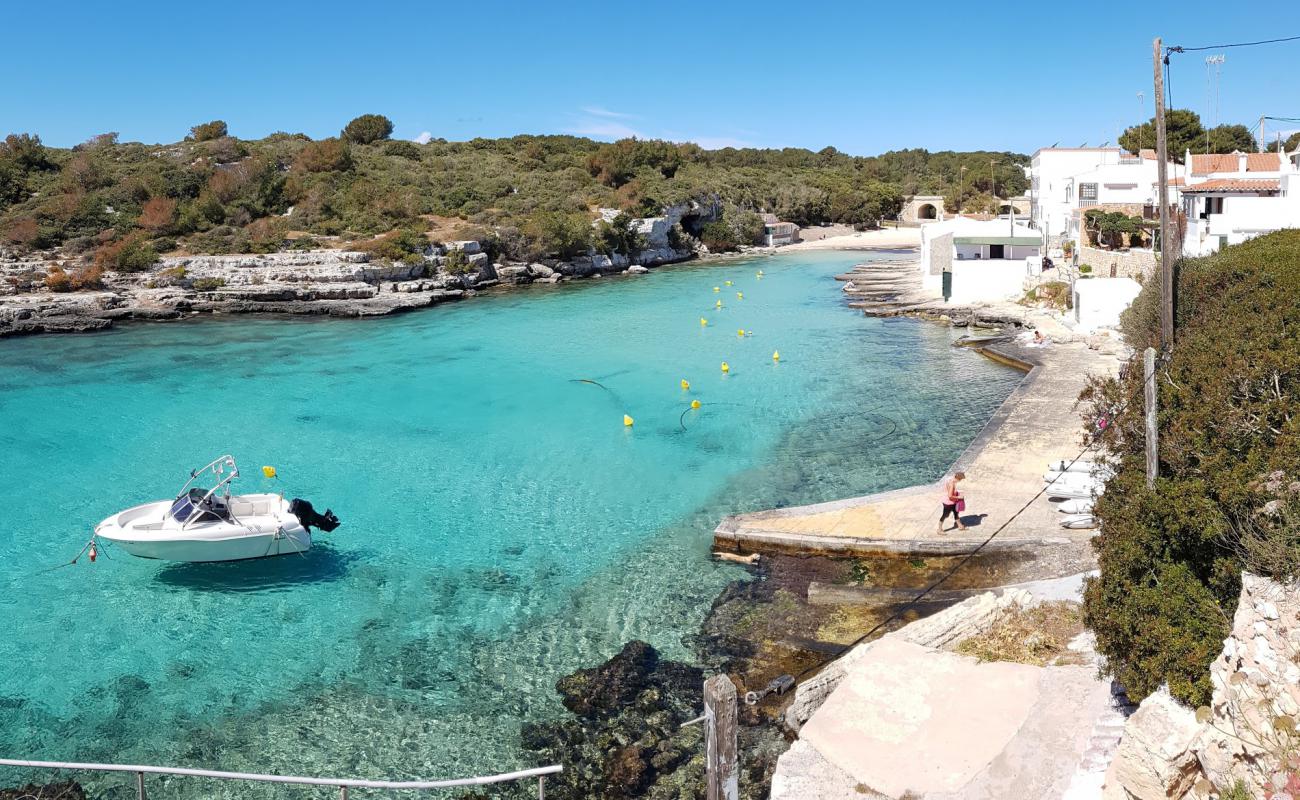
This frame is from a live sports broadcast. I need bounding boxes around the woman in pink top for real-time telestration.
[938,471,967,533]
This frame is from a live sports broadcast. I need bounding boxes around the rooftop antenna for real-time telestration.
[1205,54,1225,152]
[1137,92,1145,152]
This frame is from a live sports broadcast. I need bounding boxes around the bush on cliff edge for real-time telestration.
[1082,230,1300,705]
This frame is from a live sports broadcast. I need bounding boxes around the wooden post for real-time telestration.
[704,674,738,800]
[1145,347,1158,489]
[136,772,146,800]
[1153,37,1174,348]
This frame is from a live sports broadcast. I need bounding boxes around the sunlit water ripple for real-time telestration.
[0,250,1021,796]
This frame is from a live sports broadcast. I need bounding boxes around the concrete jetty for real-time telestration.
[714,340,1119,557]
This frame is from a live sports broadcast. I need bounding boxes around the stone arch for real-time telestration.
[918,203,938,220]
[999,205,1014,215]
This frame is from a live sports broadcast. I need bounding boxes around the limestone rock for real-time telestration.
[1102,688,1201,800]
[785,588,1035,731]
[627,265,649,274]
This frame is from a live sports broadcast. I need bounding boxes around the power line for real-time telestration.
[742,358,1166,706]
[1168,34,1300,53]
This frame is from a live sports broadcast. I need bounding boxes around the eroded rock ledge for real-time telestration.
[0,242,694,338]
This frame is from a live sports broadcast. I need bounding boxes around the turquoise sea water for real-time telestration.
[0,251,1020,796]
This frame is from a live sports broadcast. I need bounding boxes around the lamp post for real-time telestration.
[989,159,999,209]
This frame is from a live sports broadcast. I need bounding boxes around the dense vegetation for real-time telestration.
[1082,230,1300,705]
[0,116,1027,265]
[1118,109,1261,162]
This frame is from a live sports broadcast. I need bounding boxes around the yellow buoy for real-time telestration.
[721,362,730,374]
[713,286,720,293]
[699,317,708,327]
[623,414,634,427]
[681,379,690,390]
[691,400,701,409]
[737,292,744,300]
[772,350,780,362]
[737,328,745,337]
[716,300,723,309]
[725,280,733,286]
[757,270,764,276]
[261,466,277,479]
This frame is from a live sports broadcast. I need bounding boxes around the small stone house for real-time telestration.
[760,214,799,247]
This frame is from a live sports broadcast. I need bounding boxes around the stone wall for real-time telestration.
[1078,245,1156,281]
[1104,573,1300,799]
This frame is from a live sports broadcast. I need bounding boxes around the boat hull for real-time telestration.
[94,495,313,563]
[106,529,311,562]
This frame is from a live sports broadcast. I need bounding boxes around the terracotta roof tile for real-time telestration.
[1190,154,1240,175]
[1246,152,1282,172]
[1181,178,1280,193]
[1139,149,1157,159]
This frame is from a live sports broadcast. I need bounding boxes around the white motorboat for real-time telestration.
[1043,465,1115,484]
[94,455,339,563]
[1043,473,1103,500]
[1056,498,1095,515]
[1046,459,1107,474]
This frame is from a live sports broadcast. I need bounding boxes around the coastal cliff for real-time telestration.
[0,239,694,338]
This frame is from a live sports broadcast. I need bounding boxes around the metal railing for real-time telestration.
[0,758,562,799]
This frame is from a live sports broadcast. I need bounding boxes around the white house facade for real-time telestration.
[920,217,1044,303]
[1181,150,1300,257]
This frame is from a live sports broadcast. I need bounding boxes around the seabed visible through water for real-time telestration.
[0,250,1022,796]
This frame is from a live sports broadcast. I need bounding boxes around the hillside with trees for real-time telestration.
[0,115,1028,267]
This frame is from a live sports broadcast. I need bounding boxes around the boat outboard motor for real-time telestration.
[289,498,341,533]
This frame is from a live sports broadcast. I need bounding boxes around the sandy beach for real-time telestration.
[785,226,921,251]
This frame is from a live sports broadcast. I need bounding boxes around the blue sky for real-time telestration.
[5,1,1298,155]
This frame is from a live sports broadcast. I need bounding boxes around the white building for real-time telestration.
[1073,277,1143,333]
[920,217,1044,303]
[1030,147,1185,249]
[1030,148,1132,241]
[1181,150,1300,257]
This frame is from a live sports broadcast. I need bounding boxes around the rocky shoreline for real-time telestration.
[0,240,696,339]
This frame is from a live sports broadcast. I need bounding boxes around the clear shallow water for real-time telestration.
[0,251,1020,795]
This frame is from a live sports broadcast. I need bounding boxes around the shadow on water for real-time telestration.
[151,543,357,593]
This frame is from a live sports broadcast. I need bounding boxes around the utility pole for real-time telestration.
[1260,115,1266,153]
[1154,37,1174,348]
[1145,347,1158,489]
[958,166,966,214]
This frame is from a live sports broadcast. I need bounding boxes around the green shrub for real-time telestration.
[595,212,645,256]
[524,210,592,259]
[94,234,157,272]
[294,138,352,173]
[1079,264,1092,274]
[190,120,228,142]
[699,220,739,252]
[358,227,428,263]
[1082,230,1300,705]
[442,248,472,274]
[342,114,393,145]
[191,277,226,291]
[382,140,423,160]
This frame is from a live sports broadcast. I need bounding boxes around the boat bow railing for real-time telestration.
[0,758,562,798]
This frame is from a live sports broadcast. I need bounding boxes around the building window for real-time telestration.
[1080,183,1098,204]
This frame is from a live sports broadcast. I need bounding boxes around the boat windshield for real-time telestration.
[169,488,226,524]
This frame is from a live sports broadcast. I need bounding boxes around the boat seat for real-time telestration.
[229,499,272,517]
